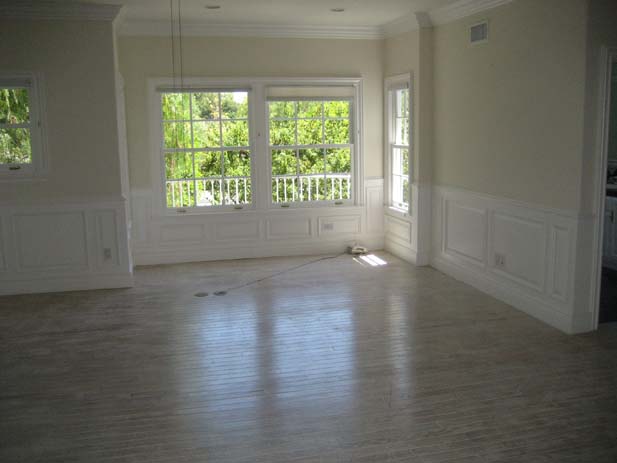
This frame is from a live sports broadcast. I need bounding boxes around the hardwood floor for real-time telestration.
[1,252,617,462]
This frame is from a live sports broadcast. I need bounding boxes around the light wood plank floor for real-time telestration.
[1,252,617,462]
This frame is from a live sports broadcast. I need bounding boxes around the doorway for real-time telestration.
[599,57,617,324]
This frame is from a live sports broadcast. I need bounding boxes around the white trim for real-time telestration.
[120,21,384,40]
[591,47,617,329]
[0,1,122,21]
[431,185,584,334]
[430,0,513,26]
[118,0,514,40]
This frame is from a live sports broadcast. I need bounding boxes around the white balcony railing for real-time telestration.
[166,173,351,208]
[272,174,351,203]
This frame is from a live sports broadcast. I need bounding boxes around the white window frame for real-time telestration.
[385,73,412,217]
[159,88,253,211]
[148,77,363,216]
[267,96,355,208]
[0,72,48,180]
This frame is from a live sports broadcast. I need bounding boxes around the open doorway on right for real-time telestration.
[600,60,617,324]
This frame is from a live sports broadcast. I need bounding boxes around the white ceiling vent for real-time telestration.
[469,20,488,45]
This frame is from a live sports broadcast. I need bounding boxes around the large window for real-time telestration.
[161,90,251,209]
[0,74,45,176]
[269,99,352,205]
[387,80,411,211]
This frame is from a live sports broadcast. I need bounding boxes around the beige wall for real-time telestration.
[0,20,122,200]
[433,0,588,211]
[384,30,419,78]
[118,36,384,189]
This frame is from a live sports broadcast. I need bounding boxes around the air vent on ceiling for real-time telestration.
[469,20,488,45]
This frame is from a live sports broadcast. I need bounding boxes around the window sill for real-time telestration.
[0,169,48,183]
[386,206,411,221]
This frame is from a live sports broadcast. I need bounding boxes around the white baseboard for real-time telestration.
[431,185,587,334]
[0,273,134,296]
[0,197,133,296]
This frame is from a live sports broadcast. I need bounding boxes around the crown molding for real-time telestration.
[383,0,513,38]
[117,0,514,40]
[118,20,384,40]
[430,0,514,26]
[0,1,122,21]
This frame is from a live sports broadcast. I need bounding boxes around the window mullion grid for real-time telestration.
[189,91,197,208]
[321,101,326,201]
[294,102,300,202]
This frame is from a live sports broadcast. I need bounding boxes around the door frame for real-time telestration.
[591,46,617,328]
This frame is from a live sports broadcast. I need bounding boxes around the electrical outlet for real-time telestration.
[103,248,112,260]
[494,253,506,269]
[323,223,334,231]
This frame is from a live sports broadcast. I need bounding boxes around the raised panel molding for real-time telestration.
[443,200,486,266]
[431,185,580,334]
[385,215,411,244]
[14,212,89,272]
[266,217,312,240]
[130,180,384,266]
[0,198,133,295]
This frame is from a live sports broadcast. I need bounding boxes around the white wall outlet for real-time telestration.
[494,253,506,269]
[103,248,112,260]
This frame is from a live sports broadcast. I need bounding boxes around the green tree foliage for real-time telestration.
[0,88,32,164]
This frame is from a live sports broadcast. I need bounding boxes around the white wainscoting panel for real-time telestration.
[431,185,582,334]
[131,178,384,265]
[0,197,133,295]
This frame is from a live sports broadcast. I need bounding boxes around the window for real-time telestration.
[0,74,45,176]
[387,79,411,211]
[161,90,251,209]
[269,99,353,205]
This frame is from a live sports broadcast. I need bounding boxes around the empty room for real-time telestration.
[1,0,617,461]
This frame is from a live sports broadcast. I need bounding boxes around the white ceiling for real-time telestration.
[78,0,460,27]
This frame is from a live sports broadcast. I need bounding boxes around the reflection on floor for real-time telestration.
[1,252,617,462]
[600,267,617,323]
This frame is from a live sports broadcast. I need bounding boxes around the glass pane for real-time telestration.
[0,128,31,164]
[269,120,295,146]
[223,150,251,177]
[0,88,30,124]
[166,180,195,208]
[164,122,191,148]
[392,147,402,175]
[222,120,249,147]
[324,100,350,118]
[402,148,409,175]
[326,175,351,201]
[326,148,351,174]
[394,117,409,146]
[392,175,402,204]
[272,149,297,176]
[193,121,220,148]
[297,119,322,145]
[299,148,325,175]
[324,119,350,144]
[165,151,193,179]
[224,177,251,204]
[191,92,219,120]
[396,89,409,118]
[195,178,223,206]
[297,174,325,201]
[220,92,248,119]
[297,101,322,118]
[162,93,190,120]
[194,151,222,178]
[272,176,297,203]
[403,178,410,205]
[269,101,295,119]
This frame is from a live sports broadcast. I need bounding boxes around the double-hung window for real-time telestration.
[268,98,353,205]
[161,90,251,209]
[0,73,46,177]
[386,77,411,212]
